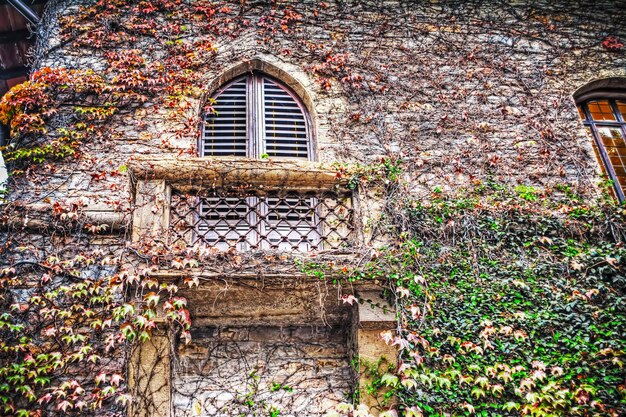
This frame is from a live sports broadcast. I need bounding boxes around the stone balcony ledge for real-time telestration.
[128,155,349,192]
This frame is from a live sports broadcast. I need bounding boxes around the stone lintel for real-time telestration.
[177,275,355,327]
[152,269,384,286]
[128,155,348,192]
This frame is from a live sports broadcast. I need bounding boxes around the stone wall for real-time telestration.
[174,324,351,417]
[1,1,626,416]
[10,0,623,217]
[36,1,626,193]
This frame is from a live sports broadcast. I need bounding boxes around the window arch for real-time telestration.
[576,82,626,202]
[200,72,314,160]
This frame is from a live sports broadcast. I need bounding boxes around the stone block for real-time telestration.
[128,330,171,417]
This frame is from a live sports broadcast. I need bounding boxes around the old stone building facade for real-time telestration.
[0,1,625,416]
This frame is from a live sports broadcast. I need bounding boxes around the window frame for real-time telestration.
[578,97,626,202]
[200,72,316,161]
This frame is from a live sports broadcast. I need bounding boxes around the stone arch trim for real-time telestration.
[204,58,316,115]
[573,76,626,103]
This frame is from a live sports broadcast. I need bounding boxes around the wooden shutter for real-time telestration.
[201,78,248,157]
[201,74,312,159]
[262,77,310,159]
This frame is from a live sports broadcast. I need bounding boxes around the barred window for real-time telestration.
[201,73,313,160]
[577,98,626,202]
[169,189,354,252]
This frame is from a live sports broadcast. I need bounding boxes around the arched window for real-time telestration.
[201,73,313,160]
[577,97,626,202]
[183,72,343,251]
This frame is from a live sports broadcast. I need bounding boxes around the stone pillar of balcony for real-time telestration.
[354,291,398,416]
[128,327,172,417]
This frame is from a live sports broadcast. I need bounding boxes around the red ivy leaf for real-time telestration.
[602,36,624,51]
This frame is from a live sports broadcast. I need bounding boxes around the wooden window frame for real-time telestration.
[578,97,626,203]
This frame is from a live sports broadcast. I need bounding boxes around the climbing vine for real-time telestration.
[0,1,625,416]
[327,179,626,417]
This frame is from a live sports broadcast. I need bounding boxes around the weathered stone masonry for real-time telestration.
[23,0,626,213]
[2,1,626,416]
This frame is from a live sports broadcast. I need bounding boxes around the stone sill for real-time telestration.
[128,155,348,192]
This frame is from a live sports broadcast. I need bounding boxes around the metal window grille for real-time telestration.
[578,99,626,202]
[169,189,354,252]
[201,73,312,160]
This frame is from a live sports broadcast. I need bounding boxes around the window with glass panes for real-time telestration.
[578,99,626,202]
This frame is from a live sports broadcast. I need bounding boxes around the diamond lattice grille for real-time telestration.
[169,189,354,251]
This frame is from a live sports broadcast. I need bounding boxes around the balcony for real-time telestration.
[129,156,358,253]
